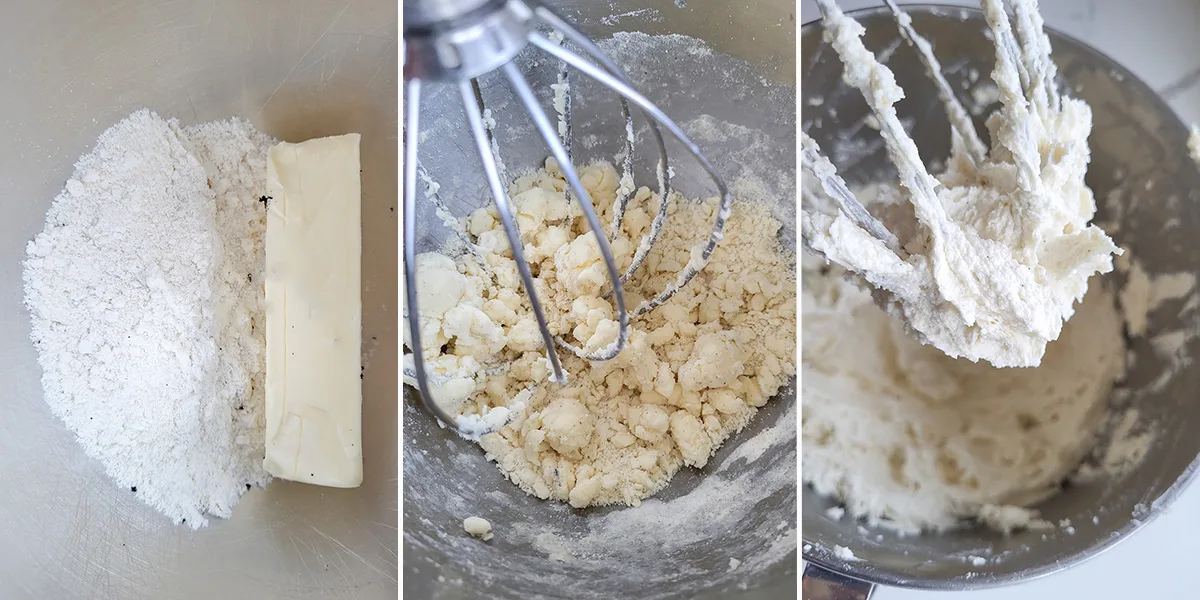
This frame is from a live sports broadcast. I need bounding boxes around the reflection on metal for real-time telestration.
[804,562,875,600]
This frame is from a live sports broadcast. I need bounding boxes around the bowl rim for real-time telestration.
[799,2,1200,591]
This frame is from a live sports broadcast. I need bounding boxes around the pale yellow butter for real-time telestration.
[263,133,363,488]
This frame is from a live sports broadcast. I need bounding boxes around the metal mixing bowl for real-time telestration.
[402,1,796,598]
[802,4,1200,592]
[0,1,397,597]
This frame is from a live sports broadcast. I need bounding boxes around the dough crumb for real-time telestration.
[728,557,742,571]
[833,545,858,561]
[463,516,493,541]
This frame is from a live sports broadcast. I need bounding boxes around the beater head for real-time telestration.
[402,0,732,437]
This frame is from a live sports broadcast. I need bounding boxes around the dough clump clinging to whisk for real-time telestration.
[802,0,1119,368]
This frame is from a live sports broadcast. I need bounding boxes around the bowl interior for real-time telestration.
[801,5,1200,590]
[403,1,798,599]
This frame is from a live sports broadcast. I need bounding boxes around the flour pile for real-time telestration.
[802,0,1119,368]
[404,160,796,508]
[23,109,275,528]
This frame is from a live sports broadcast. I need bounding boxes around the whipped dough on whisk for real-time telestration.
[802,1,1130,533]
[803,0,1118,368]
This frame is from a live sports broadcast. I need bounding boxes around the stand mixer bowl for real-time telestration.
[403,0,797,598]
[802,4,1200,593]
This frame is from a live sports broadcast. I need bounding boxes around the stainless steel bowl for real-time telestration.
[802,4,1200,592]
[0,1,397,597]
[402,1,797,598]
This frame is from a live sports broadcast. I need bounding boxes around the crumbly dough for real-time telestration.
[406,160,795,508]
[802,257,1126,534]
[463,516,493,541]
[803,0,1118,368]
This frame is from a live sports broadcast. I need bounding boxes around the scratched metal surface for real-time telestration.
[0,1,397,598]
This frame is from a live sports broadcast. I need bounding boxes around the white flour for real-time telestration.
[800,0,1200,542]
[23,109,275,528]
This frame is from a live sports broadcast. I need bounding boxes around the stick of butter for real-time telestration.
[263,133,363,488]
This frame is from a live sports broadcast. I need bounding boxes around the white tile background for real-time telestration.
[799,1,1200,597]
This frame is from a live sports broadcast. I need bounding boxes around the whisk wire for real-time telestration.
[801,132,902,254]
[471,79,510,186]
[607,101,637,244]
